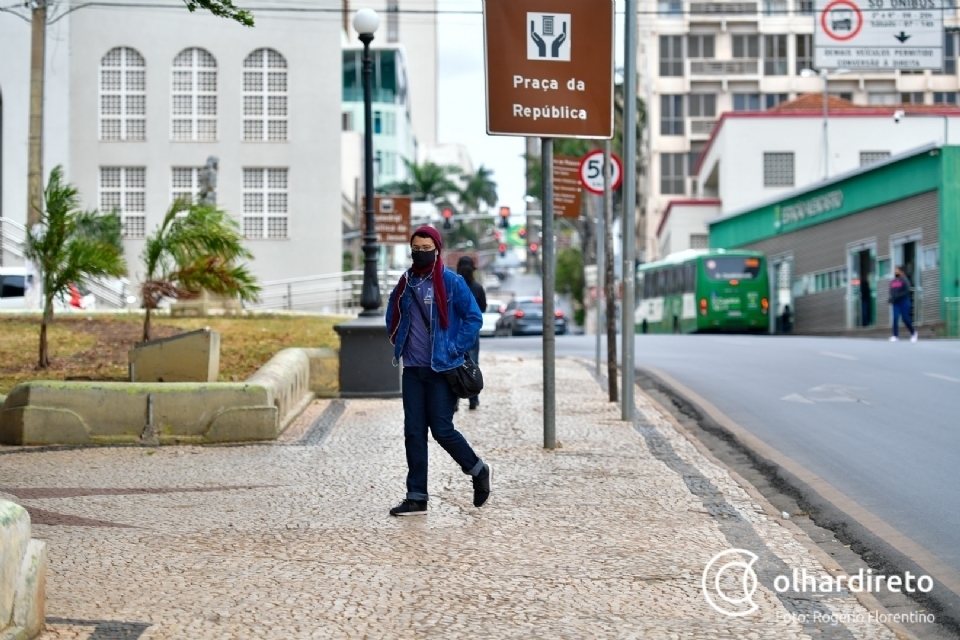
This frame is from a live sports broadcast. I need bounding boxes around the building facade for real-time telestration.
[638,0,960,261]
[708,145,960,334]
[1,2,343,284]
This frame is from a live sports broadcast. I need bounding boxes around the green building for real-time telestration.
[708,144,960,335]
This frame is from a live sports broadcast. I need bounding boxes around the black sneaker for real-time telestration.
[472,463,492,508]
[389,499,427,517]
[469,400,479,410]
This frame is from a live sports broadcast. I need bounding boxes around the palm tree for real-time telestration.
[140,199,260,342]
[459,165,498,214]
[24,166,127,368]
[378,159,461,204]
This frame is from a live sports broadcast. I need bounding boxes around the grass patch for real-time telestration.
[0,313,341,395]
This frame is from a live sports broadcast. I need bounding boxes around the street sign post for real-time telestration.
[814,0,944,70]
[553,155,583,219]
[579,149,623,195]
[482,0,615,139]
[362,196,412,245]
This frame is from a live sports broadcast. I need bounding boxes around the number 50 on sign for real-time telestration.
[579,150,623,195]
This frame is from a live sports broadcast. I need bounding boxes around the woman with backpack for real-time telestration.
[888,266,918,343]
[384,226,491,516]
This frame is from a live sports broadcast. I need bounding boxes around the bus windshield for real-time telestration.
[704,257,761,280]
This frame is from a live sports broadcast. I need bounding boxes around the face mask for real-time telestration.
[412,250,437,269]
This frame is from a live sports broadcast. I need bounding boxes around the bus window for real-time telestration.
[686,263,696,292]
[704,257,762,280]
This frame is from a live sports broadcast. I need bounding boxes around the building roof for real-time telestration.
[694,97,960,175]
[656,199,722,238]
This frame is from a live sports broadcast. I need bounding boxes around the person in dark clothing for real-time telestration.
[780,304,793,333]
[457,255,486,410]
[888,266,918,343]
[385,227,490,516]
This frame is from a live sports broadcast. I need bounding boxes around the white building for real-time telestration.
[638,0,960,261]
[1,1,342,284]
[657,99,960,252]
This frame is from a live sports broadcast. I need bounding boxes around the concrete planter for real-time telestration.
[0,501,47,640]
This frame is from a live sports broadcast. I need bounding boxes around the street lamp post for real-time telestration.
[355,8,381,316]
[801,68,849,180]
[334,8,402,399]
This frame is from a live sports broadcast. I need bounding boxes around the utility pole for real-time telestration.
[27,0,47,228]
[541,138,555,450]
[621,0,638,421]
[604,140,618,403]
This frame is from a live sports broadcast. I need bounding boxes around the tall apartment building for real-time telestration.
[638,0,960,261]
[0,2,343,283]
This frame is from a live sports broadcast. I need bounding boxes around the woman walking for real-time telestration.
[888,266,918,343]
[385,226,491,516]
[456,255,486,410]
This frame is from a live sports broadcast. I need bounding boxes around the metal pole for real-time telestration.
[595,195,605,376]
[542,138,556,450]
[358,33,382,316]
[822,72,829,180]
[27,0,46,228]
[621,0,638,421]
[605,143,618,403]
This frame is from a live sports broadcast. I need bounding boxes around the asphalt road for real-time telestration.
[482,332,960,578]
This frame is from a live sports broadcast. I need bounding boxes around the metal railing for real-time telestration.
[0,218,26,262]
[689,59,759,75]
[248,269,408,314]
[946,297,960,337]
[85,278,128,309]
[689,2,758,14]
[690,117,717,135]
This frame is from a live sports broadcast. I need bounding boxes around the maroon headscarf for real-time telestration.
[388,226,448,343]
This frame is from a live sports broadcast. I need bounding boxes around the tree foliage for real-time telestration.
[378,159,462,204]
[556,247,586,325]
[140,199,260,342]
[459,165,498,214]
[183,0,254,26]
[24,166,127,368]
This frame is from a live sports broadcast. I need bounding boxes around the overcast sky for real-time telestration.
[436,0,626,219]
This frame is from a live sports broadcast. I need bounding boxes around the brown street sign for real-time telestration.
[483,0,614,139]
[553,155,582,219]
[362,196,412,245]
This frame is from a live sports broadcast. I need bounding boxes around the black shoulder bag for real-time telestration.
[411,293,484,399]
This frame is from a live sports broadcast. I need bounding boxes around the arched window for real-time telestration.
[171,47,217,141]
[243,48,287,141]
[99,47,145,141]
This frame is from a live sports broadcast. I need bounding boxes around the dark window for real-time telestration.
[688,94,716,117]
[934,92,959,104]
[688,34,715,59]
[704,256,762,280]
[936,33,958,75]
[375,50,397,101]
[659,36,684,76]
[732,35,759,59]
[764,93,788,109]
[0,275,26,298]
[342,51,360,101]
[733,93,761,111]
[763,35,788,75]
[796,35,814,74]
[900,92,925,104]
[660,153,686,195]
[660,95,684,135]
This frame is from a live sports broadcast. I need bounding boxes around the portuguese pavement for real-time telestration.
[0,355,910,639]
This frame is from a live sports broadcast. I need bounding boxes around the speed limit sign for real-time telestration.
[579,150,623,195]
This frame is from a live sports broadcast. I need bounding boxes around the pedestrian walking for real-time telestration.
[457,255,486,411]
[888,266,918,343]
[385,226,491,516]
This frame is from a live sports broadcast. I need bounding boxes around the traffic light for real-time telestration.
[442,207,453,230]
[498,243,507,257]
[498,206,510,229]
[493,230,501,241]
[518,227,527,239]
[529,242,539,253]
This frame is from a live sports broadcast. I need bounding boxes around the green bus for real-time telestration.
[636,249,771,334]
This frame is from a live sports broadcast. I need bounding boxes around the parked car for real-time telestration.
[0,267,26,309]
[482,274,501,291]
[495,297,568,336]
[480,299,505,337]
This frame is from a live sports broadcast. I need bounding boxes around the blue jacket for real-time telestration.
[386,267,482,372]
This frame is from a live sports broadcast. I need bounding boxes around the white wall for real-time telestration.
[658,203,720,256]
[67,5,342,283]
[699,114,960,215]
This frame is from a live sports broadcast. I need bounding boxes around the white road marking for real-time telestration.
[819,351,858,361]
[780,393,814,404]
[925,372,960,383]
